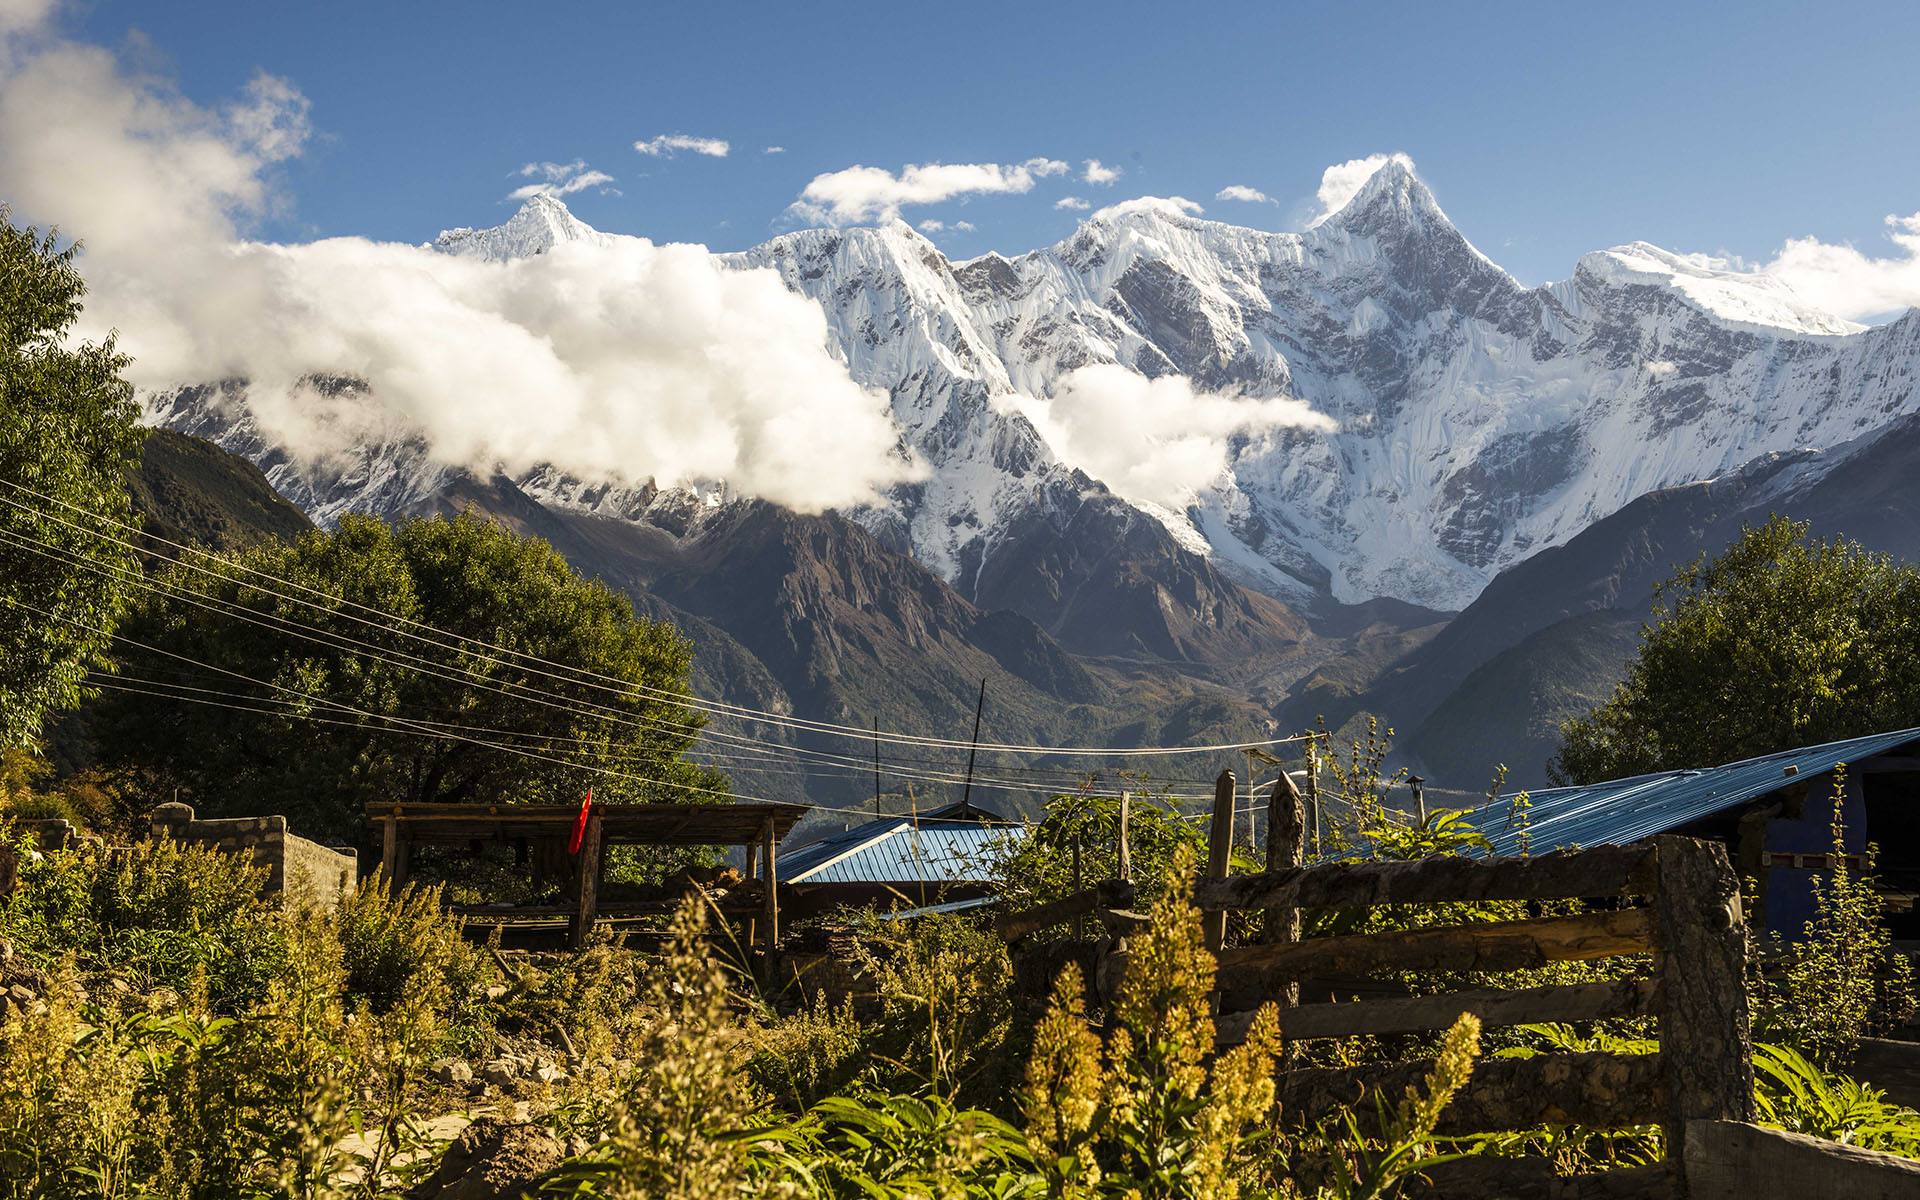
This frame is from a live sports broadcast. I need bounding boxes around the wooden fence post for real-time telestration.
[1116,791,1132,882]
[1204,769,1236,952]
[1651,835,1756,1189]
[569,810,604,950]
[1262,771,1308,1020]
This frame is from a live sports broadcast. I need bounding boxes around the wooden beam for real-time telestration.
[568,810,604,950]
[1412,1159,1672,1200]
[1216,977,1657,1045]
[996,880,1136,942]
[1274,1050,1665,1135]
[1211,907,1652,1001]
[1684,1119,1920,1200]
[1204,769,1235,952]
[1192,842,1657,913]
[1650,836,1756,1176]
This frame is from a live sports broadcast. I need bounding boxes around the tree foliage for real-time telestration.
[95,511,726,839]
[1553,517,1920,784]
[0,213,144,749]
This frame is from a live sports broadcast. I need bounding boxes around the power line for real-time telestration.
[94,668,1195,803]
[0,479,1314,758]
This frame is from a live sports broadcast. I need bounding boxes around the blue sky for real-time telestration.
[57,0,1920,284]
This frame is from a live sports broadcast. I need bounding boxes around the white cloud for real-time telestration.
[792,157,1068,224]
[1055,196,1090,211]
[762,145,784,154]
[1091,196,1203,221]
[1305,152,1414,227]
[916,219,943,232]
[634,132,730,158]
[1000,365,1335,510]
[1759,212,1920,321]
[509,159,617,200]
[1082,158,1120,185]
[1215,184,1272,204]
[0,28,918,513]
[0,0,55,36]
[953,220,974,232]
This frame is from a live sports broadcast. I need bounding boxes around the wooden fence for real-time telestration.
[996,770,1758,1199]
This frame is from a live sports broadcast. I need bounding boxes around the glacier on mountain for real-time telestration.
[154,156,1920,614]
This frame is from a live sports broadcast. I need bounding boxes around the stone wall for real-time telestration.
[149,802,357,908]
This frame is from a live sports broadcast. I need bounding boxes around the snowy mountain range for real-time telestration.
[177,158,1913,619]
[143,159,1920,785]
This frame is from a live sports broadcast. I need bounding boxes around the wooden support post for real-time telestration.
[1261,771,1307,1023]
[569,811,603,950]
[1116,791,1132,882]
[380,817,398,883]
[760,817,779,950]
[743,840,760,947]
[1651,835,1756,1188]
[1203,769,1236,953]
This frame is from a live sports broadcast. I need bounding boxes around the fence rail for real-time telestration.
[996,769,1760,1198]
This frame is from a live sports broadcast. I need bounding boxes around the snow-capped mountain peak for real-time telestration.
[1573,241,1865,336]
[158,162,1919,619]
[431,194,612,262]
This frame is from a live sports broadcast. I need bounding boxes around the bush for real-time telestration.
[1758,767,1918,1063]
[0,831,287,1010]
[337,872,492,1018]
[850,910,1015,1102]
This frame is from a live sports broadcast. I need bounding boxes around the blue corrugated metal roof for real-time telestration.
[1459,726,1920,856]
[778,816,1025,885]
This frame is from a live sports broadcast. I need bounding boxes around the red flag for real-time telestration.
[568,788,593,855]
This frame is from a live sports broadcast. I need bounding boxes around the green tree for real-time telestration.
[0,214,144,749]
[95,511,726,839]
[1552,517,1920,785]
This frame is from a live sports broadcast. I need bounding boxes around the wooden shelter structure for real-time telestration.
[365,801,808,949]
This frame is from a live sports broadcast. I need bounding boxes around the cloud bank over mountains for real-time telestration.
[0,14,917,512]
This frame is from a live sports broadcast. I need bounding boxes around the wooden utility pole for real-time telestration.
[1204,769,1236,952]
[1306,738,1323,860]
[872,716,882,819]
[959,678,987,809]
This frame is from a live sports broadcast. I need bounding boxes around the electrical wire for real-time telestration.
[0,478,1315,758]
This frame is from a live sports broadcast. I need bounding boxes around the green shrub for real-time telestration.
[850,910,1015,1102]
[1754,1043,1920,1158]
[748,990,865,1112]
[0,832,287,1010]
[337,874,490,1013]
[1759,766,1918,1063]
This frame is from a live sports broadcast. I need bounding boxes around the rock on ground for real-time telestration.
[409,1118,565,1200]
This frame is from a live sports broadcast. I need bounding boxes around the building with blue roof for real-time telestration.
[1454,726,1920,939]
[777,799,1027,916]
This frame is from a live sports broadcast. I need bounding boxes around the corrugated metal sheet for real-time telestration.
[779,817,1024,885]
[1459,726,1920,856]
